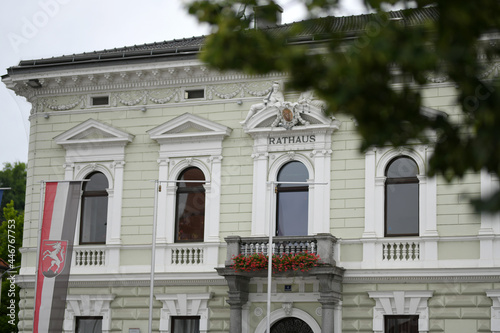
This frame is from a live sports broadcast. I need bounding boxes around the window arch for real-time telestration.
[175,167,206,242]
[276,161,309,236]
[385,156,419,237]
[80,172,109,244]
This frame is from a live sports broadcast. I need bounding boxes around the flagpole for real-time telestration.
[147,178,209,332]
[148,180,159,333]
[266,181,275,333]
[33,180,45,328]
[265,180,328,333]
[33,181,46,333]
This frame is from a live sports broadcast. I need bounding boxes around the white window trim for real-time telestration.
[155,293,212,333]
[55,119,133,274]
[268,152,317,236]
[480,171,500,264]
[362,146,438,267]
[163,158,215,243]
[148,113,231,245]
[487,290,500,333]
[63,294,115,333]
[242,91,340,237]
[368,290,433,333]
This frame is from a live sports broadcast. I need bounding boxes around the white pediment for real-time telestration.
[148,113,232,143]
[54,119,134,163]
[242,100,340,139]
[54,118,134,147]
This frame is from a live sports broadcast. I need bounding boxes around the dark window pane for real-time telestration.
[385,315,418,333]
[276,161,309,236]
[84,172,109,191]
[81,172,108,244]
[176,167,205,242]
[386,157,418,178]
[386,183,419,236]
[385,157,419,237]
[277,161,309,186]
[277,191,308,236]
[185,89,205,99]
[179,167,205,186]
[76,317,102,333]
[81,196,108,243]
[171,316,200,333]
[91,96,109,106]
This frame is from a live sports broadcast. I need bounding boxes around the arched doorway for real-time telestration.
[271,317,313,333]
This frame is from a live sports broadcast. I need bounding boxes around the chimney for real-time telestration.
[254,4,283,29]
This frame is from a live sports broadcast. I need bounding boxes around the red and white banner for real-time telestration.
[34,181,83,333]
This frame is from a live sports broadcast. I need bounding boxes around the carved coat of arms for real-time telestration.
[241,82,326,130]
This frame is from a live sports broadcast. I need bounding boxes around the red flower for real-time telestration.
[232,252,321,273]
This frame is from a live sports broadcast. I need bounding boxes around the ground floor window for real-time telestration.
[171,316,200,333]
[76,316,102,333]
[385,315,418,333]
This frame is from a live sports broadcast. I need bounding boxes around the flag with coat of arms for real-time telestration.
[34,181,84,333]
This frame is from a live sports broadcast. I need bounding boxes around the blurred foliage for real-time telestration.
[0,162,26,214]
[187,0,500,211]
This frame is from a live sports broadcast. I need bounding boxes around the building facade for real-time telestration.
[3,8,500,333]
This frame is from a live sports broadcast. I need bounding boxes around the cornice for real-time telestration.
[3,62,286,101]
[15,272,226,289]
[343,268,500,284]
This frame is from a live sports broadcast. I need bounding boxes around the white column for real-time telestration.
[205,156,222,242]
[165,183,177,244]
[108,161,124,245]
[63,163,74,180]
[251,152,269,236]
[156,159,169,243]
[311,149,332,234]
[479,170,499,262]
[362,149,377,238]
[486,290,500,333]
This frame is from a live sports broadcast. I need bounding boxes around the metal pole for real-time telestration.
[148,180,159,333]
[266,181,275,333]
[265,180,328,333]
[33,181,46,313]
[147,179,208,332]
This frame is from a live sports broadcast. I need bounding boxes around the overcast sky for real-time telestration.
[0,0,367,167]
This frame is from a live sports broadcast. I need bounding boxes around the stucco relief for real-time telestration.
[240,81,328,130]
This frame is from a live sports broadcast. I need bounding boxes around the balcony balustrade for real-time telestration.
[224,233,338,268]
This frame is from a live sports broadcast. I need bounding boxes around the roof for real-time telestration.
[5,7,438,75]
[0,258,10,271]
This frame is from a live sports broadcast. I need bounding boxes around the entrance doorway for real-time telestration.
[270,317,314,333]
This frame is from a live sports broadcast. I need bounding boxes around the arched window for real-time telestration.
[276,161,309,236]
[80,172,108,244]
[385,157,419,237]
[175,167,205,242]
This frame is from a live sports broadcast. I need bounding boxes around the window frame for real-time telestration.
[170,315,201,333]
[80,171,109,245]
[75,316,103,333]
[275,161,310,236]
[174,167,206,243]
[384,156,420,237]
[384,315,419,333]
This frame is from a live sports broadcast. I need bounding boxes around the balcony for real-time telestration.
[223,233,338,269]
[217,233,344,333]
